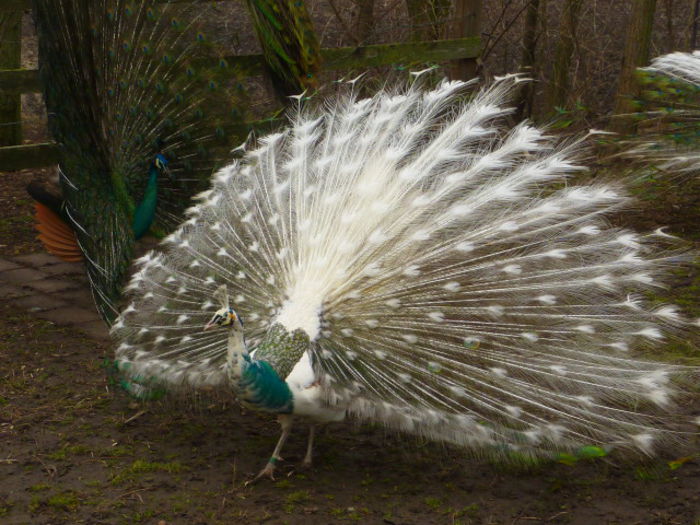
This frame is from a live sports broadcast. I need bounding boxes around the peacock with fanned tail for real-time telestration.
[112,76,699,480]
[31,0,253,321]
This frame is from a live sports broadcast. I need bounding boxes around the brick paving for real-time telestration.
[0,252,109,341]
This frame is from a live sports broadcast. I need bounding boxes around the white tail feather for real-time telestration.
[113,76,697,458]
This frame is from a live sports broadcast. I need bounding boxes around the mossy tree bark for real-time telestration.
[613,0,657,133]
[0,9,22,146]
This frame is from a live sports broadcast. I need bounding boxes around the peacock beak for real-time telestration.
[203,320,218,331]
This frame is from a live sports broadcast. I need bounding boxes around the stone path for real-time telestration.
[0,252,109,341]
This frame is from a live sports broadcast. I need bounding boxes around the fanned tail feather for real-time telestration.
[624,50,700,176]
[113,76,699,459]
[33,203,83,262]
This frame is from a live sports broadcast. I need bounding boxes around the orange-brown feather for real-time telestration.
[34,202,83,262]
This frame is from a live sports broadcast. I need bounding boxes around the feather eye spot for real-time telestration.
[403,265,420,277]
[502,264,522,275]
[455,242,475,252]
[490,367,508,377]
[463,337,480,349]
[428,312,445,322]
[520,332,538,342]
[505,405,522,418]
[427,361,442,373]
[443,281,460,292]
[536,294,557,305]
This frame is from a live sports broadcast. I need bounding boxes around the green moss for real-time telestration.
[28,495,41,513]
[111,460,187,485]
[284,490,310,513]
[28,484,51,492]
[130,509,156,522]
[423,496,442,510]
[46,492,80,511]
[0,500,13,516]
[46,444,90,460]
[274,479,293,489]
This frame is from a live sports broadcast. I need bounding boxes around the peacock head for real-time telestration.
[204,306,240,331]
[203,285,242,331]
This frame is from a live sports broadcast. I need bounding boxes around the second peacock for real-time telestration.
[112,76,699,480]
[32,0,248,322]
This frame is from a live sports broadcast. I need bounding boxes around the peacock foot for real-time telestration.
[246,457,281,484]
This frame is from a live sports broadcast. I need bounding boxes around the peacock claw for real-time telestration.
[246,458,280,485]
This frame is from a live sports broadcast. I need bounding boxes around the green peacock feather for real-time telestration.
[245,0,322,99]
[624,51,700,176]
[33,0,249,321]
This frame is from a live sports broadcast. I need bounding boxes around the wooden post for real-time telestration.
[451,0,482,80]
[0,9,22,146]
[613,0,657,133]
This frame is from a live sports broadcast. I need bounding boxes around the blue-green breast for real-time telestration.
[238,357,294,413]
[236,323,311,413]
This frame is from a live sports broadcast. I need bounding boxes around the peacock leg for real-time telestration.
[301,425,315,468]
[253,414,293,481]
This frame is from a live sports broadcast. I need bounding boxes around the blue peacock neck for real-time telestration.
[132,154,168,240]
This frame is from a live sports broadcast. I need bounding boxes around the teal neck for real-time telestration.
[132,164,159,240]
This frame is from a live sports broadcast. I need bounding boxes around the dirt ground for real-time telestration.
[1,302,699,525]
[0,166,699,525]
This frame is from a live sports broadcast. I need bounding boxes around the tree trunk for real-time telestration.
[0,10,22,146]
[450,0,482,80]
[613,0,657,133]
[663,0,673,50]
[405,0,452,41]
[354,0,375,43]
[692,0,699,49]
[547,0,584,111]
[516,0,541,119]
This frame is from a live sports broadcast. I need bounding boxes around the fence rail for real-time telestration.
[0,2,480,171]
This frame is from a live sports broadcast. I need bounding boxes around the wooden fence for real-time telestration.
[0,2,480,172]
